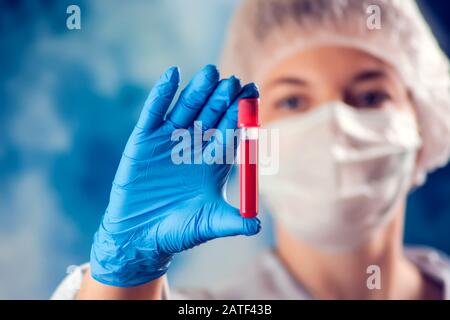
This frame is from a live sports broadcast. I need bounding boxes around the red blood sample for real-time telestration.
[238,98,259,218]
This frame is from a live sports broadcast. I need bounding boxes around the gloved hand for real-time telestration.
[90,65,261,287]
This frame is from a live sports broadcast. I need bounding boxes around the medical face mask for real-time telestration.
[260,102,422,252]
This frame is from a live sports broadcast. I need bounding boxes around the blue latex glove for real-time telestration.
[91,65,261,287]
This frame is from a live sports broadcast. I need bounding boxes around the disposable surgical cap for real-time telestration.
[220,0,450,185]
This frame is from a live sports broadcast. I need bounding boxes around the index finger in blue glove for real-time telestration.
[195,76,241,131]
[136,66,180,131]
[167,64,220,129]
[216,82,259,135]
[213,83,259,150]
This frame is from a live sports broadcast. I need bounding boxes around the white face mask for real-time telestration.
[260,102,422,253]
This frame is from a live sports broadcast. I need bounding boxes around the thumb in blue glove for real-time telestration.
[90,65,261,287]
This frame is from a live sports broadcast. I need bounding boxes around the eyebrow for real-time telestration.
[267,70,389,89]
[266,77,308,88]
[351,70,388,84]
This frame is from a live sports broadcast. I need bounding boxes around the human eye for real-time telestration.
[347,90,391,109]
[275,95,309,111]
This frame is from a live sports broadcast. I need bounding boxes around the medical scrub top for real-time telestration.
[51,247,450,299]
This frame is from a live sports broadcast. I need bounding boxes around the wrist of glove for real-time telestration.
[90,222,172,287]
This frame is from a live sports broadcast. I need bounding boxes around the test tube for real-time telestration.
[238,98,259,218]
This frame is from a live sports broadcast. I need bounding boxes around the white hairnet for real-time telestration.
[220,0,450,185]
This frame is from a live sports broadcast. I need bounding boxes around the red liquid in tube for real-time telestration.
[238,99,259,218]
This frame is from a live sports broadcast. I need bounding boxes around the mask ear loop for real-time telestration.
[407,90,426,188]
[411,143,425,189]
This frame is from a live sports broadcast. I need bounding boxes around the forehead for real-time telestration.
[260,45,400,88]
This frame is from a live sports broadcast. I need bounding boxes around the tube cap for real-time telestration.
[238,98,260,128]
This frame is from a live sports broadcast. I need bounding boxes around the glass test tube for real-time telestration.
[238,98,259,218]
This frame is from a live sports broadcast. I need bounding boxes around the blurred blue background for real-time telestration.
[0,0,449,299]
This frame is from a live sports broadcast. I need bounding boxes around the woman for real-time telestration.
[52,0,450,299]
